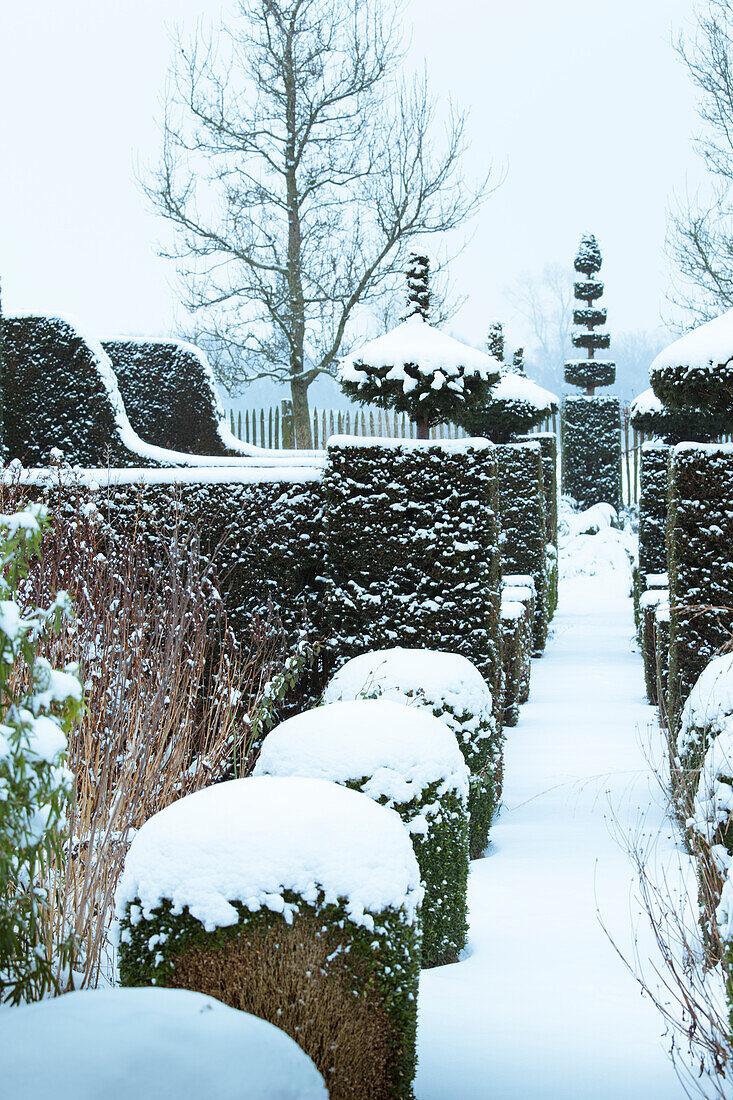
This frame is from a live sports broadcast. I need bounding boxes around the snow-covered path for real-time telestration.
[415,568,687,1099]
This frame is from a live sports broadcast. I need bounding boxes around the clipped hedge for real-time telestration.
[322,648,501,860]
[501,600,530,728]
[117,777,423,1100]
[322,440,503,718]
[3,316,143,467]
[502,580,534,706]
[638,443,670,584]
[516,432,558,548]
[655,601,671,727]
[678,654,733,799]
[667,445,733,727]
[254,699,470,965]
[561,395,621,511]
[640,589,668,706]
[564,360,616,390]
[495,443,548,652]
[103,339,232,456]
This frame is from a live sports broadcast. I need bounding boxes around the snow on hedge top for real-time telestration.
[323,647,493,719]
[338,316,500,394]
[630,388,663,417]
[116,776,422,932]
[679,654,733,753]
[651,309,733,376]
[0,987,328,1100]
[254,700,469,809]
[326,435,492,452]
[490,370,558,412]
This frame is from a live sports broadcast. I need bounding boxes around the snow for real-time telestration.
[338,316,500,394]
[630,387,663,416]
[645,572,668,588]
[0,988,328,1100]
[673,441,733,457]
[415,506,687,1099]
[7,465,324,489]
[323,648,493,722]
[651,308,733,375]
[679,654,733,760]
[502,585,533,604]
[115,776,422,933]
[502,574,536,592]
[254,699,469,812]
[325,435,493,452]
[559,503,635,581]
[500,600,524,621]
[689,723,733,860]
[639,589,668,610]
[490,370,558,411]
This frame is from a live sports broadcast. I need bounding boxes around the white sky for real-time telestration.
[0,0,705,357]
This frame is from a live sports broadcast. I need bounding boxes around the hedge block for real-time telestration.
[495,443,548,652]
[561,395,621,511]
[668,445,733,727]
[322,440,503,718]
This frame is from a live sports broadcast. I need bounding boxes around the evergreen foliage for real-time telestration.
[323,441,504,716]
[630,391,726,444]
[0,504,82,1004]
[404,252,430,321]
[638,444,670,583]
[564,234,615,393]
[510,348,525,374]
[561,396,621,511]
[487,322,505,363]
[667,445,733,727]
[494,443,548,652]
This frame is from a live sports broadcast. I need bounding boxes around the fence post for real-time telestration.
[281,400,294,448]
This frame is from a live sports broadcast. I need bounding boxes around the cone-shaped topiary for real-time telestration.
[564,234,615,394]
[487,321,505,364]
[404,252,431,322]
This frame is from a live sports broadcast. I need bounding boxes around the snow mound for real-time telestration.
[115,776,422,932]
[651,309,733,375]
[0,987,328,1100]
[630,387,663,417]
[561,502,617,537]
[338,316,500,395]
[679,654,733,762]
[490,370,558,411]
[323,648,493,721]
[254,699,469,808]
[689,723,733,869]
[559,500,635,583]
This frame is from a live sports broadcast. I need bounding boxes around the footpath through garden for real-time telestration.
[415,524,688,1099]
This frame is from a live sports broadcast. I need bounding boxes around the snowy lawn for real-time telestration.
[415,514,688,1099]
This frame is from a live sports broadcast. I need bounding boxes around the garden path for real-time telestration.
[415,560,688,1098]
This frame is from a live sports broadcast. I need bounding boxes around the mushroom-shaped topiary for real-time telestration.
[649,309,733,423]
[117,776,423,1100]
[630,387,727,443]
[254,698,470,966]
[455,370,558,443]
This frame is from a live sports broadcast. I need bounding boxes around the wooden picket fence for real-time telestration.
[227,402,645,506]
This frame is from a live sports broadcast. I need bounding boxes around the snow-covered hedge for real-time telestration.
[322,439,504,721]
[500,599,529,728]
[668,445,733,725]
[516,432,559,549]
[636,443,670,626]
[630,387,726,444]
[650,309,733,421]
[0,988,328,1100]
[322,648,501,860]
[455,371,558,443]
[495,442,548,653]
[561,395,621,512]
[639,588,668,707]
[654,599,671,725]
[117,776,422,1099]
[678,655,733,796]
[103,338,238,456]
[3,316,146,467]
[254,698,470,965]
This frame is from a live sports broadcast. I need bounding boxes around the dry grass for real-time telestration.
[3,474,288,990]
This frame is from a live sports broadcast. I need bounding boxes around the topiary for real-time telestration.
[117,776,423,1100]
[321,649,501,860]
[254,698,469,965]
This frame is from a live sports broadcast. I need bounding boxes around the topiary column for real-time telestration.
[561,235,621,510]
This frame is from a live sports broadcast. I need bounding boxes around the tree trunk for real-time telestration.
[416,415,430,440]
[291,377,313,449]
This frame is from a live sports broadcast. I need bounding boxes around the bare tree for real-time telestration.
[504,263,574,390]
[146,0,490,447]
[669,0,733,323]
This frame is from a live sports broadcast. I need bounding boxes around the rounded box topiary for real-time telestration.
[321,648,500,860]
[678,655,733,803]
[0,987,328,1100]
[254,698,469,967]
[116,776,423,1100]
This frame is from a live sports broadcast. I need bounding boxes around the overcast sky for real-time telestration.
[0,0,706,364]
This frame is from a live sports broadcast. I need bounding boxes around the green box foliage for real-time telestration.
[495,443,548,652]
[254,699,470,965]
[564,360,616,390]
[677,655,733,804]
[500,600,531,727]
[3,317,142,467]
[103,340,234,456]
[516,432,558,548]
[638,444,670,582]
[668,445,733,727]
[561,395,621,511]
[639,590,667,706]
[322,441,503,719]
